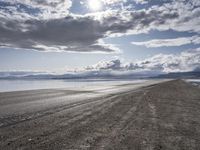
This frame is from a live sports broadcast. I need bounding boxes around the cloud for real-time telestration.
[0,15,121,53]
[131,36,200,48]
[134,48,200,72]
[0,0,200,53]
[157,0,200,33]
[101,0,125,5]
[134,0,148,4]
[0,0,72,19]
[0,7,179,52]
[102,8,179,36]
[139,48,200,72]
[86,48,200,73]
[85,59,123,71]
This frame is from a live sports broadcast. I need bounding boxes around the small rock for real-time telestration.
[28,138,32,141]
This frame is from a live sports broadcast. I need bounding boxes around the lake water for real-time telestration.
[1,79,199,93]
[0,79,148,92]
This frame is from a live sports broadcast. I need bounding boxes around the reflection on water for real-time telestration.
[0,79,147,92]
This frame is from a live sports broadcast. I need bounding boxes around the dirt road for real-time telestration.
[0,80,200,149]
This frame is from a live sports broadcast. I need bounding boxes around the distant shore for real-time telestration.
[0,79,200,149]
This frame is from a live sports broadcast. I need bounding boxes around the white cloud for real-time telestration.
[156,0,200,33]
[3,0,72,19]
[101,0,125,5]
[86,48,200,73]
[131,36,200,48]
[133,48,200,72]
[134,0,148,4]
[85,59,123,71]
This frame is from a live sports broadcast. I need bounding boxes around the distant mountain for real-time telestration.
[0,70,160,80]
[0,71,44,77]
[2,70,199,80]
[154,71,200,79]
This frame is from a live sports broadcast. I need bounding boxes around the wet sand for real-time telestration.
[0,79,200,149]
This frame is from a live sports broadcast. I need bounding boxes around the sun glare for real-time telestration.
[88,0,102,11]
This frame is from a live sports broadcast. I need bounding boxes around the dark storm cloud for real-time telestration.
[0,7,179,52]
[0,15,117,53]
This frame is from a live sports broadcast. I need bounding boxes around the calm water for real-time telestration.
[0,79,147,92]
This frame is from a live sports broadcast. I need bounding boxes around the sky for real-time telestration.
[0,0,200,74]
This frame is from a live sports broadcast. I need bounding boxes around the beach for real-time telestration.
[0,79,200,149]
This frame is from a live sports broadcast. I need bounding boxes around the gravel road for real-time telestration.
[0,79,200,150]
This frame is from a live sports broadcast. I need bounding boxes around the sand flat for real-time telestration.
[0,79,200,149]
